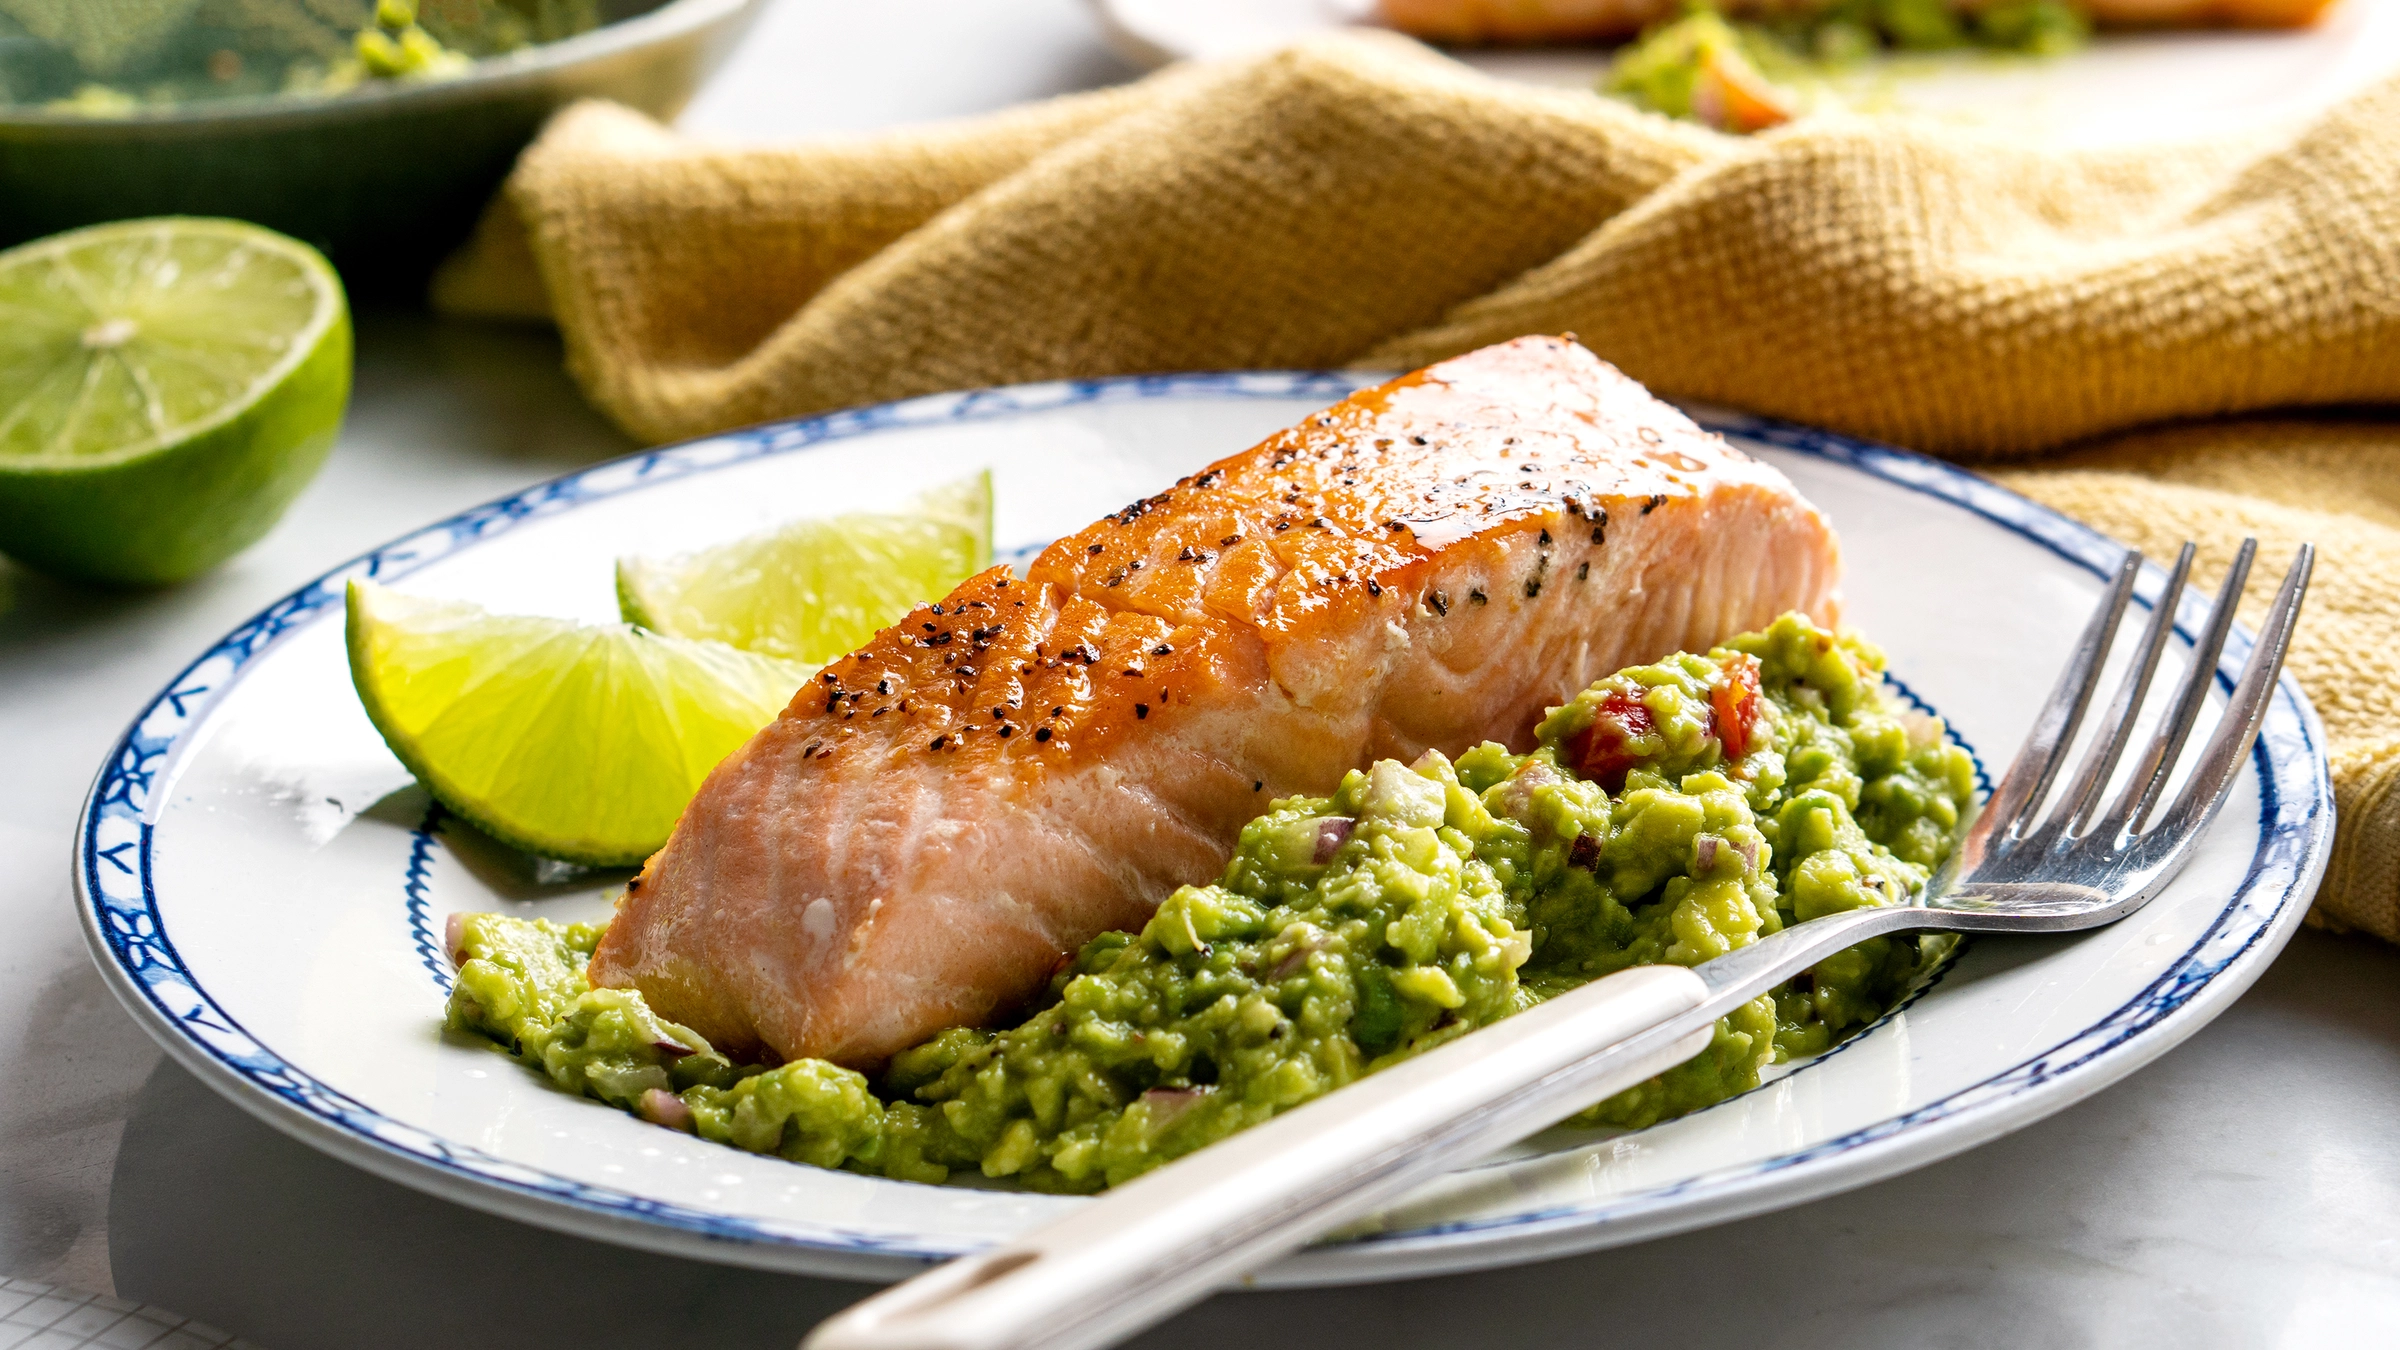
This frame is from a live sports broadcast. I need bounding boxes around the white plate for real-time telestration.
[1090,0,2400,149]
[78,372,2331,1285]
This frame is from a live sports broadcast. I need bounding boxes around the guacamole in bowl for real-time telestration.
[447,611,1978,1193]
[0,0,599,112]
[0,0,758,287]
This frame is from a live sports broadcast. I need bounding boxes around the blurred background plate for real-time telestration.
[0,0,761,294]
[1091,0,2400,148]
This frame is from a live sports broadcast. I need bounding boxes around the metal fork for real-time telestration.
[805,540,2314,1350]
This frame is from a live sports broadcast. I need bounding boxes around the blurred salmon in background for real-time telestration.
[1380,0,2344,42]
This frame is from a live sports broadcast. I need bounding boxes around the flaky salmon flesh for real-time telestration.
[590,336,1842,1068]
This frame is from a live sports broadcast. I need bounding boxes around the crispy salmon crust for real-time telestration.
[590,337,1841,1067]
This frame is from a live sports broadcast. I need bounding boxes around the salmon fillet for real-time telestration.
[590,336,1842,1067]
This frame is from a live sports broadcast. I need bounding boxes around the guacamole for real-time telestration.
[446,612,1977,1192]
[1,0,599,112]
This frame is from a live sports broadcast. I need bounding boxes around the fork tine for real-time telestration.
[2105,539,2257,836]
[2043,543,2196,840]
[1980,552,2142,846]
[2128,543,2311,846]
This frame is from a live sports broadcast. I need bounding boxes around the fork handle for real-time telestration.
[802,964,1715,1350]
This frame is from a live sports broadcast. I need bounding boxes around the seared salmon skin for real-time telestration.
[590,337,1842,1067]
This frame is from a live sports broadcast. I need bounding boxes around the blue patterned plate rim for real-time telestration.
[74,370,2335,1280]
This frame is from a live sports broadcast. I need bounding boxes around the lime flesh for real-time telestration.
[0,217,350,585]
[617,469,993,664]
[347,580,814,868]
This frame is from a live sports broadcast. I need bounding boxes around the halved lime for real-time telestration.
[0,217,351,586]
[617,469,993,663]
[347,580,813,867]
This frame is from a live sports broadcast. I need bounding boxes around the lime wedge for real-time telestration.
[347,580,813,867]
[617,469,993,663]
[0,217,351,586]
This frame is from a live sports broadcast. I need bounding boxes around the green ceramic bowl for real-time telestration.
[0,0,759,296]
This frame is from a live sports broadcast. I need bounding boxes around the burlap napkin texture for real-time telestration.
[434,33,2400,941]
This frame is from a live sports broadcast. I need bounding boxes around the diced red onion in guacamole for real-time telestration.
[1312,817,1355,864]
[1266,926,1326,982]
[638,1088,695,1132]
[1139,1087,1207,1129]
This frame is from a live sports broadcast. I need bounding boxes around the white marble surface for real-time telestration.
[1,1,2396,1344]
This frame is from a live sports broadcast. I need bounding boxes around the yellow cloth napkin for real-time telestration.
[434,33,2400,938]
[1994,419,2400,941]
